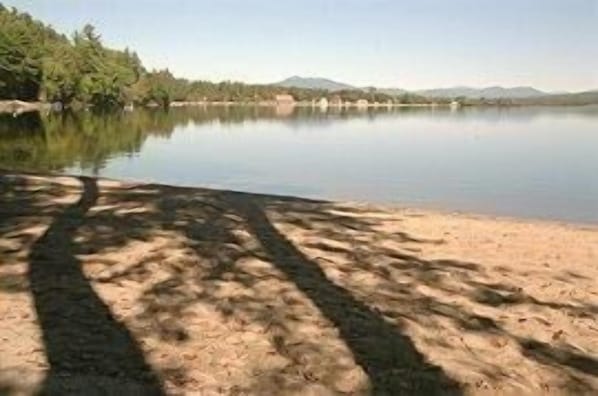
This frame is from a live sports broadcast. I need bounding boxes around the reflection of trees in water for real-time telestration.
[0,112,148,173]
[0,110,186,172]
[2,105,596,173]
[0,107,424,172]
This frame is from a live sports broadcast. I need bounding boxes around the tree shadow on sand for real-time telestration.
[60,180,462,394]
[224,195,461,394]
[2,173,597,394]
[26,177,163,395]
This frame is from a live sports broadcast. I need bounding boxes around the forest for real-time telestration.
[0,4,426,109]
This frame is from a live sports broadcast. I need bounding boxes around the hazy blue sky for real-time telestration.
[6,0,598,91]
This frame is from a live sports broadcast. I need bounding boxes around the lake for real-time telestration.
[1,105,597,223]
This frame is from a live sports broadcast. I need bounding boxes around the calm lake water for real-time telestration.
[1,105,597,223]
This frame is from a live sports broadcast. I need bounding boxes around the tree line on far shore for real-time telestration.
[0,4,436,109]
[4,4,593,110]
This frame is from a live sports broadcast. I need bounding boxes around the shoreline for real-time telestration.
[0,99,450,115]
[169,100,452,108]
[3,99,597,115]
[1,171,597,394]
[7,169,598,229]
[89,177,598,229]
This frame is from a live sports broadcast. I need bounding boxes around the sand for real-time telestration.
[0,172,596,395]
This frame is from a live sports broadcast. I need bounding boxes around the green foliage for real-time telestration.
[0,7,43,100]
[0,4,406,108]
[0,6,144,107]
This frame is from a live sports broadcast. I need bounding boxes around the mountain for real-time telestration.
[517,90,598,106]
[273,77,590,103]
[274,76,356,91]
[375,88,410,96]
[415,86,548,99]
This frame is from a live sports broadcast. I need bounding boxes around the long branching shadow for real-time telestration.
[27,177,163,395]
[226,195,462,394]
[3,173,597,394]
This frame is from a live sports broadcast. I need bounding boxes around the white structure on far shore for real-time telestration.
[275,94,296,106]
[330,95,343,107]
[356,99,369,108]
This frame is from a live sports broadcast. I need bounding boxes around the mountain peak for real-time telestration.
[274,76,355,91]
[273,76,555,99]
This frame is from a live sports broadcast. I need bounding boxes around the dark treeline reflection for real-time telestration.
[3,104,597,176]
[0,105,423,173]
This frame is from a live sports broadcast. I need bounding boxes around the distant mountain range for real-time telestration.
[517,90,598,106]
[275,76,355,91]
[273,76,555,99]
[415,86,546,99]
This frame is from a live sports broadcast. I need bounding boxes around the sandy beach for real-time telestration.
[0,172,596,395]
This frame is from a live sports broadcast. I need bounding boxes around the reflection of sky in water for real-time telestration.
[63,106,598,223]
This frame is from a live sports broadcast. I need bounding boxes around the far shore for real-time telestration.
[0,99,451,115]
[3,98,598,115]
[168,100,451,108]
[1,171,597,394]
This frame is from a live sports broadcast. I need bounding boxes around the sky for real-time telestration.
[6,0,598,91]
